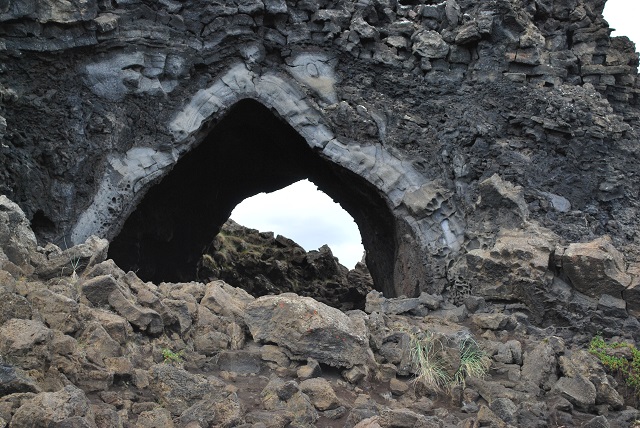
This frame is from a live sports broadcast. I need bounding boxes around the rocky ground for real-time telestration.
[197,219,373,311]
[1,194,640,428]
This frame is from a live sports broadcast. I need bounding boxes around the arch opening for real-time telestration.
[108,99,399,298]
[229,179,365,269]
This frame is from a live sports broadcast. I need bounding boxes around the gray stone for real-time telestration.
[244,294,371,368]
[478,174,528,222]
[28,288,81,333]
[470,313,511,331]
[136,407,174,428]
[597,294,628,318]
[32,235,108,280]
[365,290,420,315]
[108,290,163,334]
[297,358,322,380]
[521,340,558,393]
[9,385,96,428]
[299,377,340,411]
[0,364,41,395]
[489,397,517,423]
[149,363,226,416]
[201,280,255,324]
[0,195,37,272]
[552,375,596,412]
[412,30,450,59]
[389,378,408,396]
[0,319,52,370]
[559,236,632,299]
[261,345,291,368]
[176,390,243,428]
[582,415,610,428]
[81,275,119,307]
[0,292,32,324]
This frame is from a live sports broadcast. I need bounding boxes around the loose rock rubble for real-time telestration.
[0,195,639,427]
[197,219,373,310]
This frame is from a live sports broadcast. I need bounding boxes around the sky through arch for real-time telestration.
[230,179,365,269]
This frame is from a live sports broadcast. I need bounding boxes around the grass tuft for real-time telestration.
[408,331,490,393]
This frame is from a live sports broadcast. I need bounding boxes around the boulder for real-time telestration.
[108,289,163,334]
[33,235,109,280]
[466,225,557,321]
[0,364,41,395]
[520,340,559,393]
[299,377,341,411]
[261,377,318,425]
[136,407,174,428]
[0,291,32,323]
[489,397,517,424]
[583,415,610,428]
[475,405,507,428]
[27,288,81,333]
[0,195,37,273]
[201,280,255,324]
[552,375,596,412]
[412,30,450,59]
[365,290,420,315]
[559,350,623,410]
[244,293,371,368]
[478,174,529,225]
[558,236,632,299]
[176,390,243,427]
[0,318,52,370]
[148,363,227,416]
[10,385,97,428]
[81,274,120,307]
[77,322,122,366]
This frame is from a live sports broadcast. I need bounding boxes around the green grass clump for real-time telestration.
[589,335,640,402]
[161,348,184,365]
[455,338,492,387]
[409,331,452,392]
[408,332,490,393]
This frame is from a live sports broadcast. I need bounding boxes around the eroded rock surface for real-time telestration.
[0,212,638,427]
[1,0,639,308]
[198,219,373,310]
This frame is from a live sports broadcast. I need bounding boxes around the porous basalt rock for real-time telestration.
[1,0,639,318]
[0,214,638,427]
[197,219,373,310]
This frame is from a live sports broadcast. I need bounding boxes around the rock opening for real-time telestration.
[108,99,398,297]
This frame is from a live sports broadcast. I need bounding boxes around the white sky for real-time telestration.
[230,1,638,270]
[604,0,640,47]
[230,180,365,269]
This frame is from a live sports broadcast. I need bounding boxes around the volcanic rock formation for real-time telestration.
[0,193,639,427]
[197,219,373,311]
[1,0,640,320]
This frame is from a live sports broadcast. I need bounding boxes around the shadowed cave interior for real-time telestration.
[108,99,400,297]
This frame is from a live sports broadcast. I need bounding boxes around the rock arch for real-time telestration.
[73,62,464,297]
[2,0,639,322]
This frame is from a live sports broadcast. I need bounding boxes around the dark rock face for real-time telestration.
[197,219,373,310]
[0,0,639,318]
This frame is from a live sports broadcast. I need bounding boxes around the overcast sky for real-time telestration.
[231,2,639,270]
[230,180,364,268]
[604,0,640,45]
